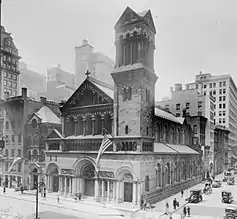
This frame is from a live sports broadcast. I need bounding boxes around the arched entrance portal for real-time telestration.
[47,163,59,193]
[82,163,95,196]
[75,158,96,197]
[116,168,134,203]
[32,168,38,189]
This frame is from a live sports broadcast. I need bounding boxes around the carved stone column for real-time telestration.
[83,117,86,136]
[92,115,95,136]
[101,115,105,134]
[132,181,137,205]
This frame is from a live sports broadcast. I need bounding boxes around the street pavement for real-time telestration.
[130,173,237,219]
[0,173,236,219]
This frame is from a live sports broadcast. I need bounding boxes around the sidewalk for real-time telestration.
[22,189,139,213]
[0,189,126,217]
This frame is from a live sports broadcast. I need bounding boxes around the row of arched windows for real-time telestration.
[64,114,112,137]
[155,161,200,188]
[28,150,45,162]
[155,124,190,145]
[28,135,45,146]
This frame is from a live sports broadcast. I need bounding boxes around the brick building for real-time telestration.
[45,7,202,206]
[25,104,61,190]
[214,125,230,175]
[0,88,60,188]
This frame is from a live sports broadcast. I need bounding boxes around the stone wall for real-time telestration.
[144,175,202,204]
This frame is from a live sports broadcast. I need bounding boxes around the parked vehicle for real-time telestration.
[223,171,233,182]
[227,177,235,185]
[223,205,237,219]
[213,179,222,188]
[185,189,203,203]
[221,191,233,204]
[203,182,212,194]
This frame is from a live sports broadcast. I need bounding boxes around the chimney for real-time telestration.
[40,96,47,105]
[21,87,27,98]
[174,83,182,91]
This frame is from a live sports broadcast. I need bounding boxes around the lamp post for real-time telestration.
[35,180,45,219]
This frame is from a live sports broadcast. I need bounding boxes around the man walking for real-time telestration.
[187,206,191,217]
[173,198,177,210]
[181,190,184,198]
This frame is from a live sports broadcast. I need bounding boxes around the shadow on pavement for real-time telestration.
[26,211,83,219]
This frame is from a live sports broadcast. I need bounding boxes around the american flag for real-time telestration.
[95,134,113,169]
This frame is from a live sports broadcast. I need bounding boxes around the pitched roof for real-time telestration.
[34,106,61,124]
[166,144,199,154]
[89,78,114,99]
[155,107,181,124]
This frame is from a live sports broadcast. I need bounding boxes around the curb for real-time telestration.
[22,191,138,213]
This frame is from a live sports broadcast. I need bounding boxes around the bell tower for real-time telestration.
[111,7,158,137]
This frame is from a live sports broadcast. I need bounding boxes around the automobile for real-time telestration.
[227,177,235,185]
[185,189,203,203]
[223,205,237,219]
[203,182,212,194]
[222,191,233,204]
[213,179,222,188]
[223,171,233,182]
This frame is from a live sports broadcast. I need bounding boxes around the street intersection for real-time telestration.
[0,173,236,219]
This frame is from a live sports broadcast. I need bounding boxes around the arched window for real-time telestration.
[146,127,149,136]
[32,119,37,128]
[170,127,175,143]
[76,117,83,135]
[86,116,92,135]
[70,117,75,135]
[167,163,171,184]
[95,115,102,135]
[145,175,149,192]
[28,136,32,145]
[104,114,112,134]
[125,125,129,134]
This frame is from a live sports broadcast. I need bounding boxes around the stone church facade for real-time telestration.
[45,7,202,205]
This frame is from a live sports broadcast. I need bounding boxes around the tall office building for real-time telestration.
[75,39,114,87]
[0,25,21,99]
[191,73,237,148]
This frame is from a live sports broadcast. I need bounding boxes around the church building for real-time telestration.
[45,7,202,205]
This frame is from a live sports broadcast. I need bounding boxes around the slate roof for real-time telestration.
[155,107,181,124]
[35,106,61,124]
[166,144,199,154]
[154,142,177,153]
[154,142,199,154]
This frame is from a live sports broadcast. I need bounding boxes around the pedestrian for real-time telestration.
[143,198,147,211]
[165,202,169,214]
[187,206,190,217]
[20,185,24,194]
[57,196,60,204]
[78,192,82,201]
[183,206,187,217]
[173,198,177,210]
[43,187,46,200]
[3,186,6,194]
[181,190,184,198]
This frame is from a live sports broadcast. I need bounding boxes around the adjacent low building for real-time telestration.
[156,83,215,177]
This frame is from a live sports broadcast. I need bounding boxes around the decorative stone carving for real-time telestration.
[98,171,114,179]
[61,168,75,175]
[123,173,133,181]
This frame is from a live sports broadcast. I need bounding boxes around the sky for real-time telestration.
[2,0,237,101]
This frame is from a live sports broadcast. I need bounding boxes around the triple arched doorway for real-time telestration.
[46,163,59,193]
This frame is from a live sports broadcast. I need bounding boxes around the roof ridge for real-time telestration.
[88,76,114,90]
